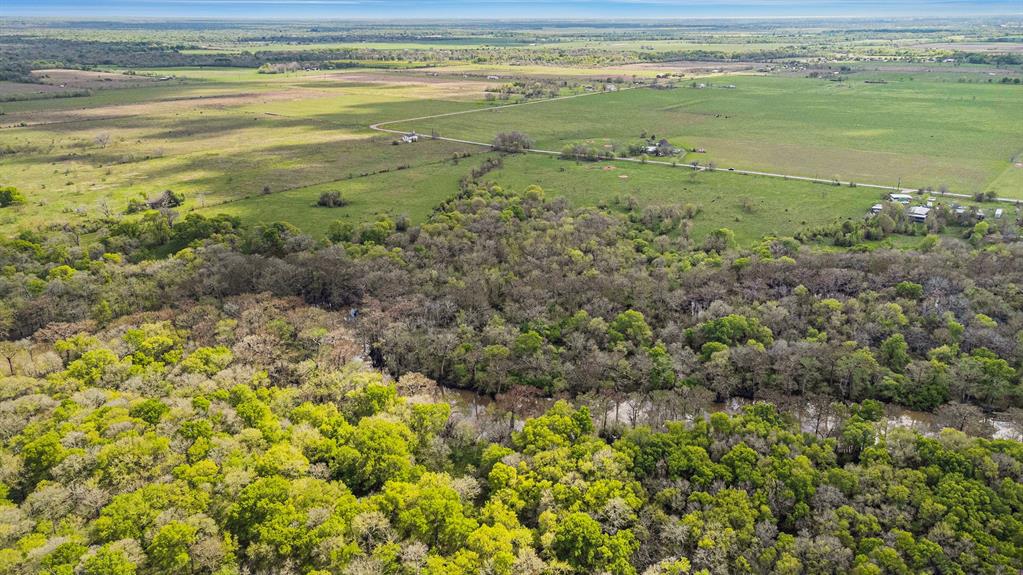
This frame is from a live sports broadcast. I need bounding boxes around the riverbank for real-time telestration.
[425,385,1022,441]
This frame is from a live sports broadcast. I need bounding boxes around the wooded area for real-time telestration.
[1,16,1022,574]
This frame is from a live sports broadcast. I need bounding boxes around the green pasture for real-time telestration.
[487,153,882,244]
[1,65,1017,244]
[196,152,481,233]
[389,74,1023,197]
[0,70,483,234]
[204,150,896,245]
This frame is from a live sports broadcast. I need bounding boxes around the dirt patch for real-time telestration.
[323,71,491,90]
[1,70,172,102]
[623,61,763,75]
[33,69,164,90]
[0,81,71,97]
[2,89,315,128]
[333,72,481,85]
[311,71,493,100]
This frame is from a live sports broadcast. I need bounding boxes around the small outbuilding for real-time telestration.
[907,206,930,223]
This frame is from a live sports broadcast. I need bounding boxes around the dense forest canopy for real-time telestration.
[2,180,1021,424]
[1,295,1021,574]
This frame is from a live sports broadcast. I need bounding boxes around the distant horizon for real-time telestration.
[4,1,1021,20]
[5,15,1023,23]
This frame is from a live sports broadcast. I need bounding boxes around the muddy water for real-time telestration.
[431,386,1021,441]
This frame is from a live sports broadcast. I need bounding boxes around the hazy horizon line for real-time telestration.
[4,0,1021,21]
[4,14,1021,22]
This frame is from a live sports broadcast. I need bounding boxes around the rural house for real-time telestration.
[643,138,676,156]
[907,206,930,223]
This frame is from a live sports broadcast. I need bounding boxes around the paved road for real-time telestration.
[370,87,1021,205]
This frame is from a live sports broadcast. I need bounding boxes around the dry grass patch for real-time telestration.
[33,69,164,90]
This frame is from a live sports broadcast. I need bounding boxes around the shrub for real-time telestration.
[0,186,24,207]
[317,190,348,208]
[492,132,533,153]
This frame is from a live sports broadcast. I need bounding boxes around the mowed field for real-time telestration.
[0,68,487,233]
[389,74,1023,197]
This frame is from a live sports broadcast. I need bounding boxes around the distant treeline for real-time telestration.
[5,33,1020,83]
[0,36,822,81]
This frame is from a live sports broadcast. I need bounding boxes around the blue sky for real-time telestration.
[3,0,1020,19]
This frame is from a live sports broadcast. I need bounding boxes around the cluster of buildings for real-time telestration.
[642,137,678,157]
[870,193,1003,224]
[870,193,933,223]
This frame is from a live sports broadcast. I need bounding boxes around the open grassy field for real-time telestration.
[0,67,488,233]
[388,74,1023,197]
[197,152,480,232]
[1,61,1017,243]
